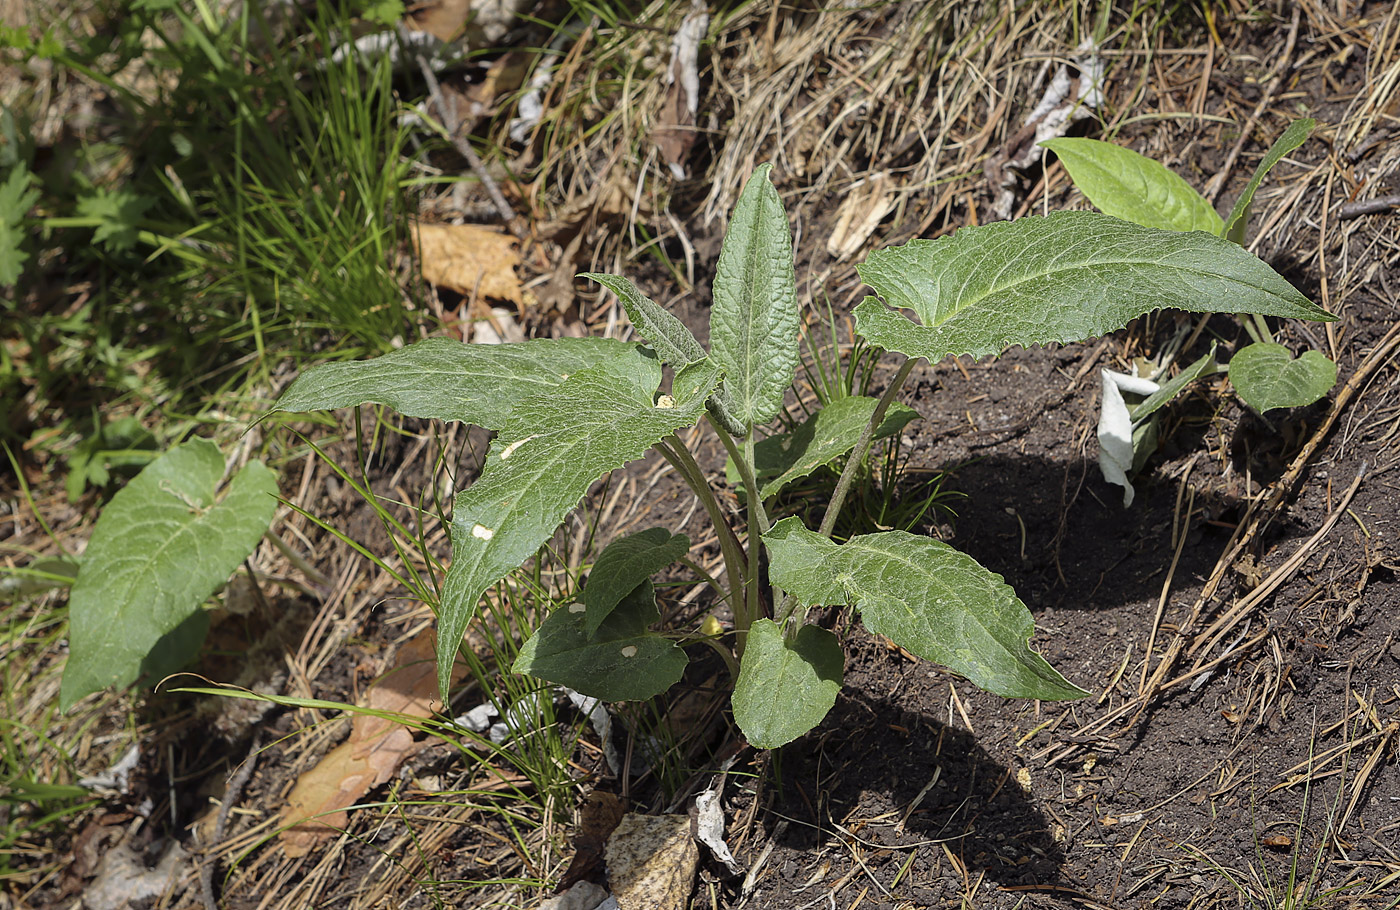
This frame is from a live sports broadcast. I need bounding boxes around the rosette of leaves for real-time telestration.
[273,162,1331,748]
[1041,119,1337,502]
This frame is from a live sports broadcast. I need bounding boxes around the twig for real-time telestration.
[200,732,263,910]
[408,43,520,234]
[1338,194,1400,219]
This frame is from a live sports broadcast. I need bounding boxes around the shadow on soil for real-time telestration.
[769,689,1064,889]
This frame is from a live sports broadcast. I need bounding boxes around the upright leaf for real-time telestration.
[732,619,843,749]
[764,518,1086,701]
[709,163,799,429]
[436,354,720,700]
[0,164,40,284]
[272,336,636,429]
[583,271,746,435]
[1040,137,1223,234]
[514,582,687,702]
[61,439,278,709]
[1223,118,1315,245]
[1228,342,1337,412]
[584,528,691,637]
[855,211,1334,363]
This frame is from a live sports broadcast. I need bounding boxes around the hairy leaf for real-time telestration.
[709,163,799,429]
[855,211,1333,363]
[436,355,719,700]
[764,518,1086,700]
[747,397,920,499]
[1228,342,1337,412]
[514,582,687,702]
[732,619,842,749]
[273,336,637,430]
[1223,118,1315,245]
[61,439,278,709]
[584,528,691,637]
[1040,137,1223,233]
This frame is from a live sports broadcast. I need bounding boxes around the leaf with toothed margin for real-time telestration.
[764,517,1086,701]
[271,336,638,430]
[854,211,1334,364]
[514,581,687,702]
[435,353,719,702]
[709,163,799,430]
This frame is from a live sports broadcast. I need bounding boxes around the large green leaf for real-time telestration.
[514,581,687,702]
[272,336,636,430]
[709,163,799,429]
[1040,137,1223,234]
[763,518,1086,701]
[746,397,920,500]
[436,354,719,700]
[584,528,691,637]
[731,619,843,749]
[1223,118,1315,245]
[854,211,1334,363]
[61,439,278,709]
[1228,342,1337,412]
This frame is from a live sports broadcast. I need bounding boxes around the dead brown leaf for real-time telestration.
[558,790,627,891]
[279,629,455,857]
[654,1,708,179]
[826,172,897,260]
[604,813,698,910]
[412,221,525,307]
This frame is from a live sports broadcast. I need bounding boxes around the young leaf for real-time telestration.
[272,337,638,430]
[1130,347,1220,422]
[709,163,800,429]
[731,619,843,749]
[436,355,720,701]
[583,271,746,435]
[60,439,278,710]
[1223,118,1315,245]
[584,528,691,637]
[1039,137,1223,234]
[855,211,1334,364]
[745,397,920,500]
[514,582,688,702]
[0,164,40,284]
[764,518,1086,701]
[1228,342,1337,412]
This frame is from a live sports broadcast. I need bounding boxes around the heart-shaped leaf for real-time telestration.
[764,518,1085,700]
[61,439,278,709]
[1228,342,1337,412]
[854,211,1333,363]
[732,619,842,749]
[1040,137,1223,234]
[515,582,687,702]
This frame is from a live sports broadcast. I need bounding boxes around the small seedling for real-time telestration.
[1042,119,1337,503]
[274,164,1332,748]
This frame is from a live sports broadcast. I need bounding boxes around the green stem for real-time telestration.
[654,437,747,634]
[679,555,729,608]
[1247,312,1274,346]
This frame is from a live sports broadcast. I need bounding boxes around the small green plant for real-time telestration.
[1041,119,1337,502]
[59,438,278,710]
[273,164,1332,748]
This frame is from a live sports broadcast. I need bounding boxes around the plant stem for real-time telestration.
[654,437,748,636]
[774,355,918,627]
[817,356,917,538]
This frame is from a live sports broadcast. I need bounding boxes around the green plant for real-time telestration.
[59,438,278,709]
[1041,119,1337,502]
[272,163,1332,748]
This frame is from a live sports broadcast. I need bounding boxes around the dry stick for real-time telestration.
[1203,6,1302,205]
[410,50,520,235]
[1338,194,1400,219]
[200,731,263,910]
